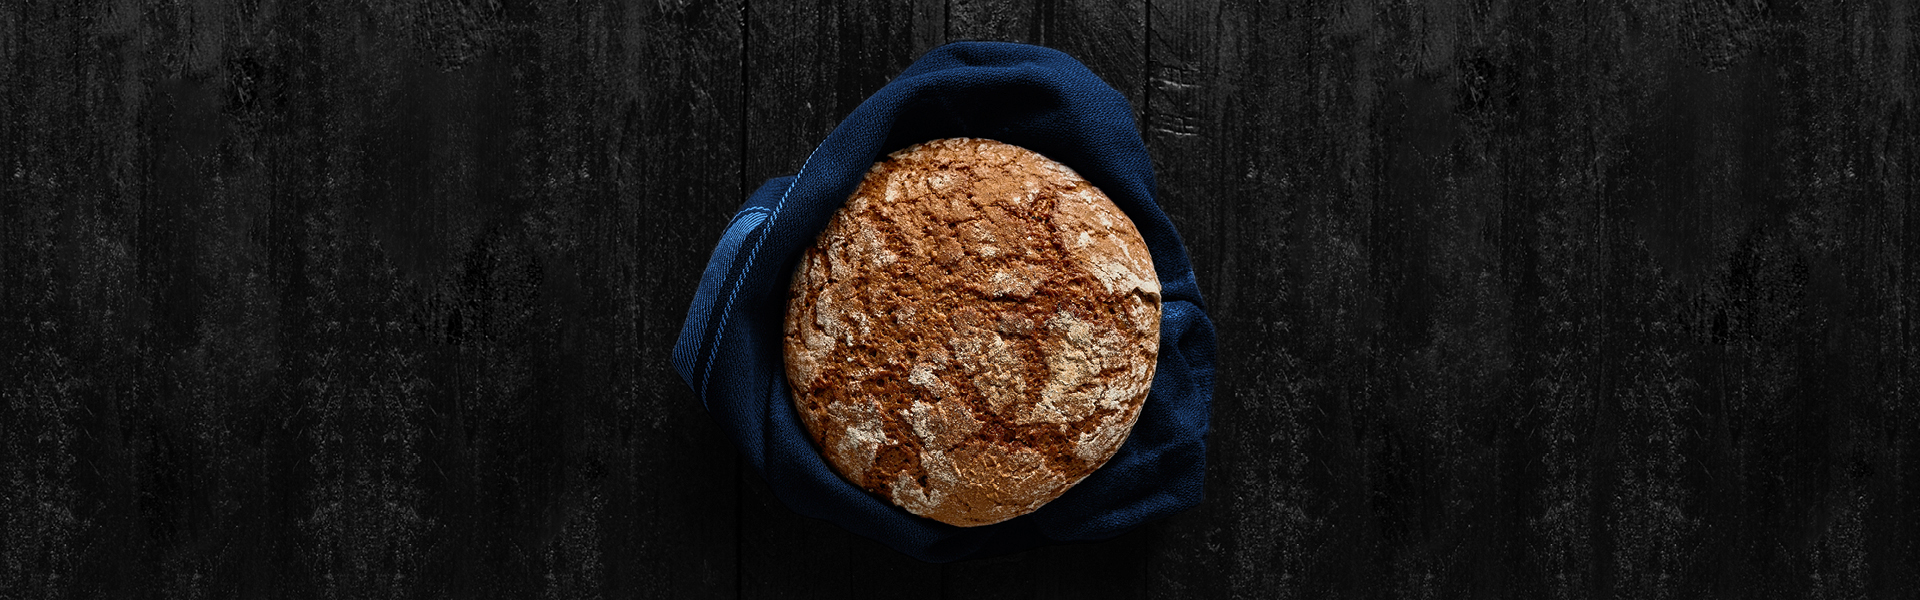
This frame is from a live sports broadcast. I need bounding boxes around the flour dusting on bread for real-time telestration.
[783,138,1161,527]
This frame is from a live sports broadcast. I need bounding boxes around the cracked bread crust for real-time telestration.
[783,138,1161,527]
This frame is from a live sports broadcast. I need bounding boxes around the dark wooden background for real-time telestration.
[4,1,1917,598]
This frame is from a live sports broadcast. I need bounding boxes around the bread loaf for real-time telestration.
[783,138,1161,527]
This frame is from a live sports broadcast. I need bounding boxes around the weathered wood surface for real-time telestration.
[2,1,1915,597]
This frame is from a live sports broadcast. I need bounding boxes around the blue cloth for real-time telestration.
[672,41,1217,563]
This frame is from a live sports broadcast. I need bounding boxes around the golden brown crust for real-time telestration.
[783,138,1161,527]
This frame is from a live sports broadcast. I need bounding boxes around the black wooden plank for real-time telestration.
[4,1,1917,597]
[947,0,1148,116]
[1144,2,1315,597]
[547,2,744,597]
[2,3,189,596]
[743,0,946,188]
[1142,1,1920,597]
[0,1,747,597]
[1618,5,1920,595]
[738,1,947,597]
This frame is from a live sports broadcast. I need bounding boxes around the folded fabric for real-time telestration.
[672,41,1217,562]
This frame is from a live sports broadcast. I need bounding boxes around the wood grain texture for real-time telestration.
[1,1,745,597]
[1144,1,1920,598]
[949,0,1147,117]
[2,0,1916,598]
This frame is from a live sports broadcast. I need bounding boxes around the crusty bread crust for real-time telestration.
[784,138,1161,527]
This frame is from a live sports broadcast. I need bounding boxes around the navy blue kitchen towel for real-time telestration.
[672,41,1217,563]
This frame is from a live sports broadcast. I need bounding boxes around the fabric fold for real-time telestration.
[672,41,1217,563]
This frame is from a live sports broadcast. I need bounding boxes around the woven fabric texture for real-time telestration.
[672,41,1218,562]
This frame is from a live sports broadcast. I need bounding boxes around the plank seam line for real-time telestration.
[736,3,749,599]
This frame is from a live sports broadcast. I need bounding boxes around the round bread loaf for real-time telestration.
[783,138,1161,527]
